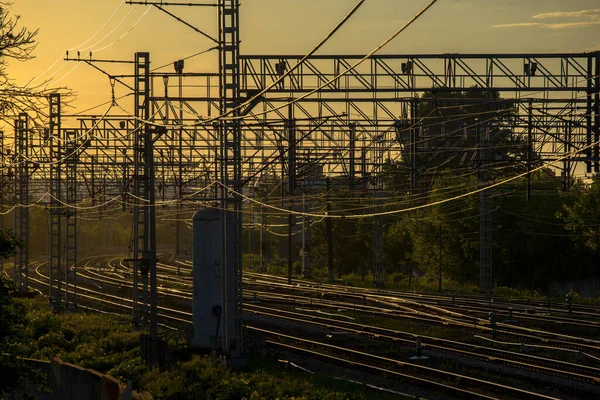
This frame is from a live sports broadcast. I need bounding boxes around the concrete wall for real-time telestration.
[8,357,151,400]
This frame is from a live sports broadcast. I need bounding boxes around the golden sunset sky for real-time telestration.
[8,0,600,113]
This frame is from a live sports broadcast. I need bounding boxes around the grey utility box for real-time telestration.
[191,209,234,350]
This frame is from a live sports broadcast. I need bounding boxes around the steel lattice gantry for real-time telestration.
[57,51,600,296]
[239,53,600,180]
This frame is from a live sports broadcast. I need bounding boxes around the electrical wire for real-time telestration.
[78,5,140,52]
[217,0,368,120]
[89,6,152,54]
[217,136,600,219]
[151,46,219,72]
[113,0,436,128]
[214,0,440,123]
[30,0,127,84]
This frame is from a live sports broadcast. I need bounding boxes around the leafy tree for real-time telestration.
[0,227,32,396]
[0,225,22,258]
[310,188,371,279]
[491,173,587,292]
[561,175,600,251]
[0,2,50,121]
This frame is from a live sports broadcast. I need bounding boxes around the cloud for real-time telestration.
[494,21,600,29]
[548,21,600,29]
[493,8,600,29]
[493,22,542,28]
[532,9,600,20]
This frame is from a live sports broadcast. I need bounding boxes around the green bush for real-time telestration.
[142,357,403,400]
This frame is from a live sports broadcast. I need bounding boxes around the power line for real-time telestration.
[215,0,440,123]
[30,1,127,84]
[218,136,600,219]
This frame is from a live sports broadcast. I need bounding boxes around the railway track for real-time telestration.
[244,270,600,318]
[67,258,600,355]
[35,257,600,392]
[241,272,600,351]
[254,326,566,400]
[27,257,581,400]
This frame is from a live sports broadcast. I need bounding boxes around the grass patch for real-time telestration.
[142,356,408,400]
[12,297,408,399]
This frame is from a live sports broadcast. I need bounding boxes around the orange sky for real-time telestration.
[7,0,600,114]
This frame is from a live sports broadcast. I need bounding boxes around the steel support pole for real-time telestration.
[65,129,78,309]
[586,55,593,174]
[132,52,156,334]
[287,115,295,284]
[301,194,311,278]
[14,113,29,291]
[49,94,62,307]
[372,134,384,289]
[349,123,356,191]
[410,98,419,189]
[260,205,265,272]
[478,121,493,294]
[527,99,532,201]
[594,51,600,173]
[326,177,334,282]
[175,68,184,260]
[219,0,243,359]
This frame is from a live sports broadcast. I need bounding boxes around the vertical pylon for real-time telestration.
[219,0,244,359]
[372,132,384,288]
[65,129,78,309]
[132,52,159,365]
[478,120,493,294]
[14,113,29,291]
[410,98,419,189]
[49,94,63,307]
[0,129,5,275]
[132,52,152,330]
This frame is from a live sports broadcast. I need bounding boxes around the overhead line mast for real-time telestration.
[126,0,244,360]
[218,0,244,360]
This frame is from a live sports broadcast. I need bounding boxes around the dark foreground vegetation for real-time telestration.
[0,277,403,400]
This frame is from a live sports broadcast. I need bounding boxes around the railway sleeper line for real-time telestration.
[26,260,600,399]
[251,326,563,400]
[245,304,600,385]
[242,280,600,354]
[39,258,600,386]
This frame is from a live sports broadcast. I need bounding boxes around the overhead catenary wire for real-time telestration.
[114,0,437,129]
[78,5,141,53]
[3,2,596,228]
[88,6,152,54]
[217,135,600,220]
[212,0,440,124]
[30,0,127,84]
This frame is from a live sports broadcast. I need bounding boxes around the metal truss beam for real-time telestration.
[49,94,63,308]
[5,50,600,307]
[14,113,30,291]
